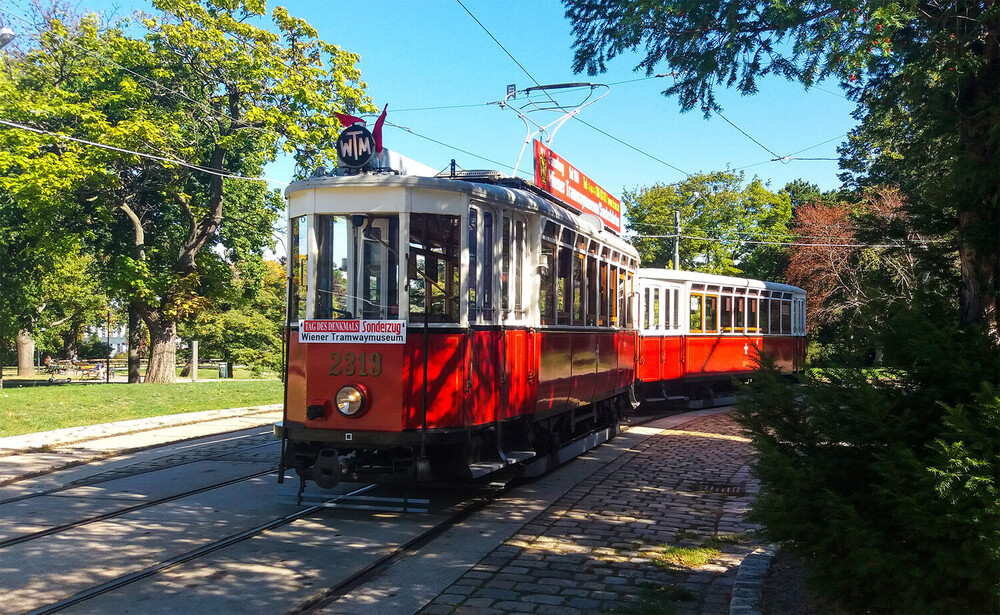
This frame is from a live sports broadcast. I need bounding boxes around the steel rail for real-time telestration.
[22,484,381,615]
[0,468,274,549]
[1,432,275,504]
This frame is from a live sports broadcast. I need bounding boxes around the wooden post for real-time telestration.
[191,340,199,382]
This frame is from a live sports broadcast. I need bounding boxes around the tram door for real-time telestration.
[466,206,498,427]
[500,212,529,421]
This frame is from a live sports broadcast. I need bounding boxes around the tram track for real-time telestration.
[0,468,274,549]
[23,484,383,615]
[286,491,496,615]
[0,432,277,504]
[7,411,687,615]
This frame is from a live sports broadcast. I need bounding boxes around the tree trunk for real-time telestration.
[15,329,35,377]
[142,310,176,384]
[128,303,143,383]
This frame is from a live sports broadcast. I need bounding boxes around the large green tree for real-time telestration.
[625,170,791,279]
[564,0,998,335]
[180,259,286,377]
[0,19,111,376]
[3,1,371,383]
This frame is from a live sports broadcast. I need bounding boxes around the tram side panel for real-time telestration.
[617,330,637,394]
[501,328,536,420]
[570,331,598,407]
[406,332,471,429]
[759,335,802,373]
[536,331,573,416]
[461,330,497,427]
[683,335,757,377]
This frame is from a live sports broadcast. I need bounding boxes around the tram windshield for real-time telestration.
[313,214,400,321]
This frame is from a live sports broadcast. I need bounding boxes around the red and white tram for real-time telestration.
[275,125,806,490]
[634,270,806,405]
[277,157,640,489]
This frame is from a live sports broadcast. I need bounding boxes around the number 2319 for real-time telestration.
[329,352,382,377]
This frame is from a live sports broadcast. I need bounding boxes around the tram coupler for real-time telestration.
[313,448,342,489]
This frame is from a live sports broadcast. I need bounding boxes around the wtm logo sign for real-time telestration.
[336,125,375,168]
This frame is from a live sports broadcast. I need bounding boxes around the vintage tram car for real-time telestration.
[634,269,807,405]
[276,155,641,489]
[276,142,806,490]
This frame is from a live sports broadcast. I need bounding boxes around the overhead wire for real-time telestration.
[630,233,945,249]
[0,118,289,186]
[455,0,690,178]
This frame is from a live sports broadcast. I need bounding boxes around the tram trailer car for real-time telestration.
[634,269,806,405]
[277,164,641,489]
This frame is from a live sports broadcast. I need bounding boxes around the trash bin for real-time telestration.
[218,364,228,378]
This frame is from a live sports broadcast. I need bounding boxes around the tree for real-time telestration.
[180,260,286,377]
[625,170,791,278]
[4,1,371,383]
[564,0,998,335]
[0,23,110,375]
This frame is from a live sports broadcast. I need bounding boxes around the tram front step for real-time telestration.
[467,450,537,478]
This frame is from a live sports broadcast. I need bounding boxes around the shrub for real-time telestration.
[735,311,999,613]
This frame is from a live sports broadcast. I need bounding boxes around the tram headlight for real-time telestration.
[335,385,367,416]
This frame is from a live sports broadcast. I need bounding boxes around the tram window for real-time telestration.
[748,298,758,332]
[702,295,717,332]
[290,216,308,321]
[643,288,651,329]
[608,266,619,326]
[540,240,555,325]
[543,219,558,239]
[690,293,704,333]
[672,288,680,329]
[482,211,494,318]
[721,295,734,332]
[735,296,746,332]
[408,213,459,323]
[358,216,399,320]
[759,298,769,333]
[599,260,609,326]
[468,209,478,319]
[652,288,661,330]
[624,272,632,328]
[618,269,631,327]
[501,216,526,321]
[781,300,792,334]
[316,215,351,319]
[501,217,510,313]
[586,253,598,326]
[769,297,781,334]
[513,220,524,317]
[557,245,572,325]
[573,250,585,324]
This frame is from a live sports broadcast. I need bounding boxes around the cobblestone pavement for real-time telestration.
[418,413,762,615]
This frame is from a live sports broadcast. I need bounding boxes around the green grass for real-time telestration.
[0,380,283,438]
[616,533,754,614]
[652,545,724,569]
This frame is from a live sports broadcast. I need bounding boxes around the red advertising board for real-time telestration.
[533,140,621,233]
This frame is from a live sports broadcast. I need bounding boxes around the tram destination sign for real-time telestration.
[533,140,622,233]
[299,319,406,344]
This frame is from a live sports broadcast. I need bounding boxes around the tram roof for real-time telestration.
[286,173,638,257]
[637,268,805,295]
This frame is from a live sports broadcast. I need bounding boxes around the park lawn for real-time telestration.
[0,380,283,438]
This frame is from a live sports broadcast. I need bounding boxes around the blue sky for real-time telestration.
[261,0,859,196]
[10,0,858,197]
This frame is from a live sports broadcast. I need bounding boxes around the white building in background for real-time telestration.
[87,324,127,355]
